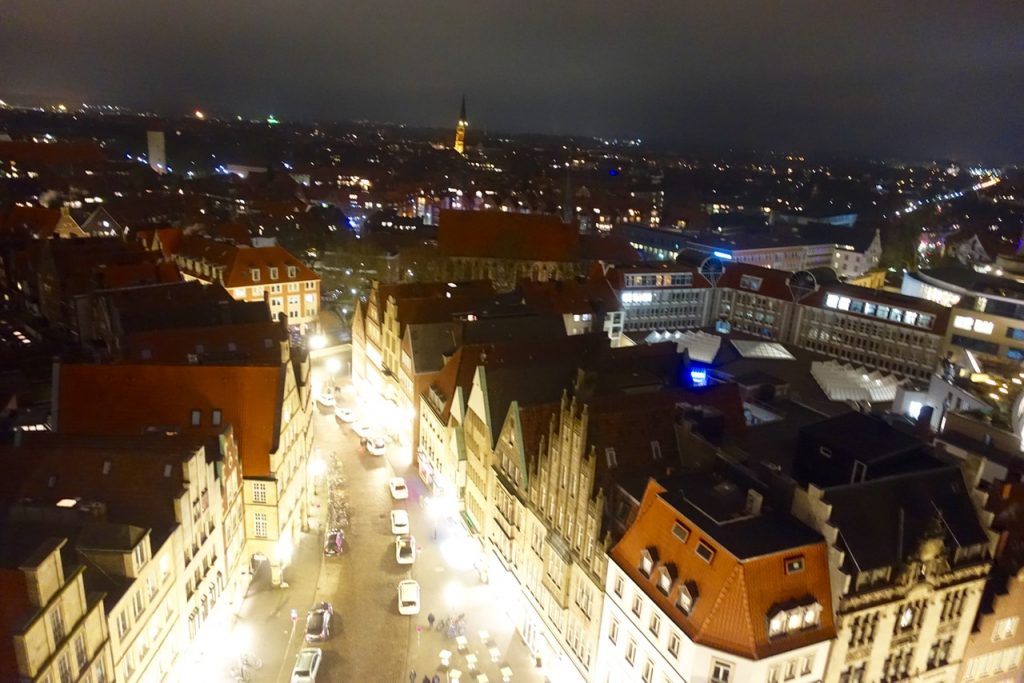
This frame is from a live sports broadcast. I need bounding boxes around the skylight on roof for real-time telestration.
[730,340,796,360]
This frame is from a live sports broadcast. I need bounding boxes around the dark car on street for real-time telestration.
[305,602,333,642]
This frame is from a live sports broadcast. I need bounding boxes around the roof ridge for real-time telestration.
[695,562,748,646]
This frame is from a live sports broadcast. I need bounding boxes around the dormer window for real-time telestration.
[640,548,657,577]
[768,600,822,638]
[696,541,715,563]
[785,556,805,574]
[250,268,260,282]
[269,267,279,280]
[672,522,690,543]
[656,566,674,595]
[287,265,297,278]
[678,581,698,616]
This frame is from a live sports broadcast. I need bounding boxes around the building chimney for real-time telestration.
[744,489,763,516]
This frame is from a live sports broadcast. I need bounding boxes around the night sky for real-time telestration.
[3,1,1022,162]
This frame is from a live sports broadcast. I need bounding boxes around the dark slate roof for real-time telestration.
[821,466,989,572]
[658,470,824,559]
[407,322,459,374]
[800,412,924,464]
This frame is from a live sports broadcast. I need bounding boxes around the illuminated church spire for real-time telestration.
[454,95,467,155]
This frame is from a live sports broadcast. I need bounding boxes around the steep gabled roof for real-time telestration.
[821,466,990,573]
[55,363,285,477]
[438,209,579,262]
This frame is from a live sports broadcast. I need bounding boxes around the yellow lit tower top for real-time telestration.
[454,95,467,155]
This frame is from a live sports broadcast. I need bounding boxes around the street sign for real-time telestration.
[290,608,298,623]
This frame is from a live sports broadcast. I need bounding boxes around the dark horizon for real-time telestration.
[2,2,1022,164]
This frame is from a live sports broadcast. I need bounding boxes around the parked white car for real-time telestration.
[290,648,322,683]
[397,579,420,615]
[334,407,356,423]
[390,509,409,535]
[389,477,408,500]
[316,392,336,408]
[367,437,387,456]
[396,535,416,565]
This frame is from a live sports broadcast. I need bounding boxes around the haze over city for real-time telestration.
[3,1,1023,161]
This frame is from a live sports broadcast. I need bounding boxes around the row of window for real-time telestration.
[190,409,223,427]
[249,265,300,282]
[624,273,695,288]
[823,293,936,330]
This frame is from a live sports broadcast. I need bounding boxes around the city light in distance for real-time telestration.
[193,110,205,120]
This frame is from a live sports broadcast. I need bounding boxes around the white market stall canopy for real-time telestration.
[811,360,901,404]
[644,330,722,364]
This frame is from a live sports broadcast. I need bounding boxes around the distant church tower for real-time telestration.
[454,96,467,155]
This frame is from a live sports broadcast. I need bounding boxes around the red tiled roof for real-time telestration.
[0,570,31,679]
[716,262,795,301]
[578,233,642,264]
[519,277,622,314]
[437,209,579,262]
[611,479,835,659]
[55,363,285,477]
[1,206,60,237]
[99,261,181,289]
[174,235,318,288]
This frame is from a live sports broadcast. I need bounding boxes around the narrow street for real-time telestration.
[201,352,545,682]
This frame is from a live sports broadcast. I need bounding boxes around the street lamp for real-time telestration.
[308,334,327,350]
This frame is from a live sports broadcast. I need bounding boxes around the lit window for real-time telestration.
[711,660,733,683]
[678,581,698,615]
[769,612,786,637]
[785,556,804,574]
[973,319,994,335]
[608,619,619,644]
[252,482,267,504]
[253,512,268,538]
[656,567,672,594]
[269,267,279,280]
[953,315,974,330]
[640,548,655,576]
[250,268,260,282]
[838,296,851,311]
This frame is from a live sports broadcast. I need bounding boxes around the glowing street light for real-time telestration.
[326,357,341,375]
[194,110,205,120]
[308,334,327,350]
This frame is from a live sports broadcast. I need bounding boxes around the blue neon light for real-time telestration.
[712,251,733,260]
[608,169,619,176]
[689,368,708,387]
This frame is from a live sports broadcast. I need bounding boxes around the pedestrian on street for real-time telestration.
[422,677,431,683]
[427,612,435,629]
